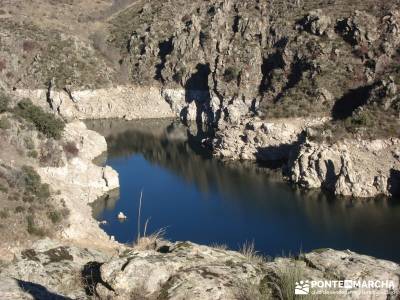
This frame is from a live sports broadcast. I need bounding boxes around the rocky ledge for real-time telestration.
[14,85,175,121]
[37,121,120,250]
[290,138,400,198]
[0,239,399,300]
[211,116,400,198]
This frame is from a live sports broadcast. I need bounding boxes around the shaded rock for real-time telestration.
[299,10,332,36]
[212,117,327,161]
[336,11,379,45]
[367,77,399,111]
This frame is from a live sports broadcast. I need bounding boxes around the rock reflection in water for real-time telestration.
[87,119,400,262]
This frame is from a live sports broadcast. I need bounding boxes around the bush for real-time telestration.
[22,40,36,52]
[0,92,10,113]
[26,215,46,236]
[24,137,35,150]
[15,99,65,139]
[0,209,9,219]
[47,210,62,224]
[21,166,50,200]
[15,206,25,213]
[0,59,5,72]
[223,67,240,83]
[0,117,11,129]
[28,150,38,159]
[0,183,8,193]
[63,141,79,159]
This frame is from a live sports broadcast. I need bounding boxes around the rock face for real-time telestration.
[212,117,327,161]
[37,121,120,247]
[14,86,175,121]
[1,241,399,300]
[105,1,400,126]
[289,139,400,198]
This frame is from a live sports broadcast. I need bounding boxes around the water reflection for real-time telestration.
[87,119,400,262]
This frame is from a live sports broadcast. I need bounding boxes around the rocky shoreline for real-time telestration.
[13,86,400,199]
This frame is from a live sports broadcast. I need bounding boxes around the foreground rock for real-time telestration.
[0,240,399,300]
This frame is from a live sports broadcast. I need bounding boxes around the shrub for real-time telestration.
[15,206,25,213]
[24,137,35,150]
[23,40,36,52]
[28,150,38,159]
[0,117,10,129]
[63,141,79,159]
[0,92,10,113]
[0,183,8,193]
[0,209,9,219]
[0,59,5,72]
[47,210,62,224]
[26,215,46,236]
[15,99,65,139]
[223,67,240,83]
[8,192,20,201]
[173,68,185,83]
[21,166,50,200]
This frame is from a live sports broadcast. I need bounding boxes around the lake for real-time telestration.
[87,118,400,262]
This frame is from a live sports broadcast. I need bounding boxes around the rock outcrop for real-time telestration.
[14,86,175,121]
[1,241,399,300]
[289,138,400,198]
[37,121,120,247]
[212,117,327,161]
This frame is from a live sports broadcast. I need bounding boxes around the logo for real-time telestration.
[294,279,397,296]
[295,280,310,295]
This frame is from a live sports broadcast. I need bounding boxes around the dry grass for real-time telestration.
[210,243,228,250]
[234,279,273,300]
[133,228,166,251]
[239,241,266,264]
[132,191,166,251]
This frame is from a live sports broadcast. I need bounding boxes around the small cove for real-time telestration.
[87,118,400,262]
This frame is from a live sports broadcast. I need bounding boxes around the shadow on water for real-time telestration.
[87,118,400,262]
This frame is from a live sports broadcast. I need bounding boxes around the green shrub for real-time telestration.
[0,209,9,219]
[24,137,35,150]
[223,67,240,83]
[21,166,50,200]
[28,150,38,159]
[47,210,62,224]
[8,192,20,201]
[0,117,11,129]
[0,183,8,193]
[15,99,65,139]
[0,92,10,113]
[26,215,46,236]
[15,206,25,213]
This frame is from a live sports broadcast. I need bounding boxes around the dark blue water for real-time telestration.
[87,119,400,262]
